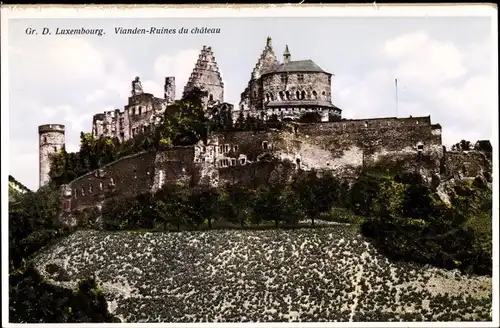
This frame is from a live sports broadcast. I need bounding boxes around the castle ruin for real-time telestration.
[35,37,492,217]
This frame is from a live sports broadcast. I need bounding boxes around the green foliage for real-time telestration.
[359,171,492,275]
[9,265,118,323]
[9,185,117,323]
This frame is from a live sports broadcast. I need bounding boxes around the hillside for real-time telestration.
[33,226,492,323]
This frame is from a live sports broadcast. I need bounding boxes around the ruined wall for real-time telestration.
[92,90,170,142]
[152,147,198,192]
[442,150,492,180]
[67,151,157,210]
[62,115,446,216]
[211,116,443,182]
[39,124,65,189]
[62,147,199,213]
[290,116,443,175]
[184,46,224,107]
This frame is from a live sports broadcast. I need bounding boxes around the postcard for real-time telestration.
[2,4,498,326]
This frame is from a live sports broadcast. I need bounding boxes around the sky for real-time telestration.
[6,15,495,191]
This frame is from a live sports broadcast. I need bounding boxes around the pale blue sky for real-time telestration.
[7,16,494,190]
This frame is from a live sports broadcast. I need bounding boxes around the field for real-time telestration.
[34,225,492,323]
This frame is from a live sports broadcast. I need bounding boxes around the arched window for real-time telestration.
[312,91,318,100]
[285,91,290,100]
[270,93,274,101]
[279,91,285,101]
[266,93,270,102]
[138,106,142,115]
[301,90,306,100]
[296,90,300,100]
[209,94,214,102]
[322,91,326,99]
[43,136,47,143]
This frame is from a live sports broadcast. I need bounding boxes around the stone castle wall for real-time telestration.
[61,147,198,214]
[60,116,452,216]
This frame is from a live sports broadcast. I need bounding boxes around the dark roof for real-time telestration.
[264,60,329,74]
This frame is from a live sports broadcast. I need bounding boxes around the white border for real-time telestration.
[1,4,498,328]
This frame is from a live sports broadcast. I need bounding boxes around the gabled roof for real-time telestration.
[265,59,329,74]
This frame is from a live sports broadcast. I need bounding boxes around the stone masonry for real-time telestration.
[236,37,342,123]
[33,37,491,218]
[39,124,65,188]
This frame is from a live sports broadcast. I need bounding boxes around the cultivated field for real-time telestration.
[34,226,492,323]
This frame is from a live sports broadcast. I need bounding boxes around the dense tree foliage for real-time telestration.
[94,167,493,276]
[9,186,118,323]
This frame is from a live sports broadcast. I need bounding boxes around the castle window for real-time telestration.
[322,91,326,99]
[219,145,223,153]
[285,91,290,100]
[266,93,270,102]
[99,182,103,190]
[233,145,238,152]
[252,91,257,98]
[138,106,142,115]
[417,143,424,151]
[209,94,214,102]
[312,90,318,100]
[270,93,274,101]
[89,184,93,194]
[297,74,304,83]
[280,74,287,83]
[81,187,85,196]
[110,177,115,186]
[224,144,230,153]
[53,146,58,152]
[301,90,306,100]
[295,90,300,100]
[262,141,269,150]
[231,159,236,166]
[240,157,246,165]
[43,136,47,143]
[279,91,285,101]
[132,128,136,136]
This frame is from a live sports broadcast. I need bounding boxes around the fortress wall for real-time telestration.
[214,130,281,164]
[153,148,197,190]
[289,117,442,173]
[443,150,492,180]
[218,160,296,187]
[68,151,156,210]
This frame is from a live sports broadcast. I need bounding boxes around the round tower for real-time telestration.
[39,124,65,189]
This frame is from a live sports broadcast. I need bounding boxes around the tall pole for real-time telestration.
[395,78,399,118]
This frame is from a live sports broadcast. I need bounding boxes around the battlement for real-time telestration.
[38,124,65,134]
